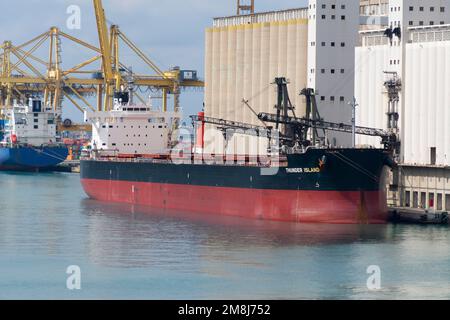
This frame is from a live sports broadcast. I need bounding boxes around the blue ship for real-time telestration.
[0,146,69,171]
[0,120,5,141]
[0,98,68,171]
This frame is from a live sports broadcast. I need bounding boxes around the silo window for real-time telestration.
[430,147,437,165]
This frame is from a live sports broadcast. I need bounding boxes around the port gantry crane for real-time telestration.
[192,77,399,155]
[0,27,103,114]
[0,1,203,128]
[92,0,204,113]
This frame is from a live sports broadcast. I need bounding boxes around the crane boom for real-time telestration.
[191,78,399,153]
[258,79,399,151]
[93,0,113,82]
[190,115,274,139]
[258,113,392,139]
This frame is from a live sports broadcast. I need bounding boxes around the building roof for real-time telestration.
[213,7,308,28]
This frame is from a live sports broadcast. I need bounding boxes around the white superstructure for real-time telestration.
[84,93,180,155]
[2,98,59,146]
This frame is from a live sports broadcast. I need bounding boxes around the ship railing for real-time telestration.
[89,151,286,167]
[0,142,66,149]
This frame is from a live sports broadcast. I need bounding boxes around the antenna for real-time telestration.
[237,0,255,15]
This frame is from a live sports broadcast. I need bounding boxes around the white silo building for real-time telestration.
[203,1,361,155]
[355,0,450,210]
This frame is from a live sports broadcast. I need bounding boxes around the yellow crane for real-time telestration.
[92,0,204,112]
[1,1,204,122]
[0,28,103,114]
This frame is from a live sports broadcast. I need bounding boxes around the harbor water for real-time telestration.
[0,172,449,300]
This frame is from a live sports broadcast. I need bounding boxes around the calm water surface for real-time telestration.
[0,172,449,299]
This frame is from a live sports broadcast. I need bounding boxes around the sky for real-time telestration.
[0,0,308,122]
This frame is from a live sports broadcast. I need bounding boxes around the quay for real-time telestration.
[389,207,449,225]
[54,160,80,173]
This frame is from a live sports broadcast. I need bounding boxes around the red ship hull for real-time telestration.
[81,178,388,224]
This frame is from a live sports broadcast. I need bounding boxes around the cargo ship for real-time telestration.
[80,80,396,224]
[0,98,68,171]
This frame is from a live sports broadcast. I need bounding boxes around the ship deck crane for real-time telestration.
[190,115,275,140]
[192,78,399,154]
[257,79,399,152]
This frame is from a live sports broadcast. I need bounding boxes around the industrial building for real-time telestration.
[360,0,389,16]
[355,0,450,210]
[359,0,389,30]
[204,8,309,155]
[203,1,363,155]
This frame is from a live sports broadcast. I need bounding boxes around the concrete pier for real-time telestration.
[389,207,449,225]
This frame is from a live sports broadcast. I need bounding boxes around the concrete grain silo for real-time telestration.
[204,8,309,155]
